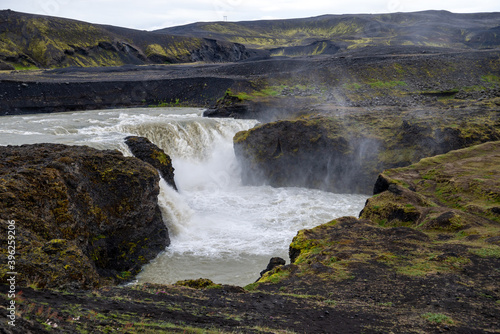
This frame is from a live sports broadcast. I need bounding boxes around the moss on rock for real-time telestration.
[125,136,177,190]
[234,109,500,194]
[0,143,170,289]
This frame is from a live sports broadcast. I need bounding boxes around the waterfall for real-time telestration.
[0,107,368,286]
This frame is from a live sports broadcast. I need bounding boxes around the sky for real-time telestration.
[1,0,499,31]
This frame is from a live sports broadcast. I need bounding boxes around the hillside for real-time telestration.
[0,10,251,69]
[1,10,499,69]
[158,10,500,56]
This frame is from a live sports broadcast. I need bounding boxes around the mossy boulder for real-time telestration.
[0,143,170,289]
[234,115,381,193]
[361,141,500,230]
[125,136,177,191]
[234,109,500,194]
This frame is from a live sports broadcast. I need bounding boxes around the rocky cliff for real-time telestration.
[0,144,170,289]
[234,108,500,194]
[125,136,177,191]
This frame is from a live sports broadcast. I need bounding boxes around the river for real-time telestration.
[0,107,368,286]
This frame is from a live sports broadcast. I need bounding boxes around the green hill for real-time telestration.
[1,10,499,68]
[0,10,250,69]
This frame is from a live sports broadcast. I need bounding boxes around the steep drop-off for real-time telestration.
[1,142,498,333]
[250,141,500,333]
[234,108,500,193]
[125,136,177,191]
[0,144,170,289]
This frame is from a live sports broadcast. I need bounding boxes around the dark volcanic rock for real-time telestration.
[361,141,500,229]
[0,144,169,289]
[190,39,250,62]
[234,116,382,193]
[125,136,177,191]
[0,76,245,116]
[250,142,500,333]
[259,257,286,277]
[234,110,500,194]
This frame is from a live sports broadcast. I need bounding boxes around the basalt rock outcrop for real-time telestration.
[234,108,500,194]
[0,144,169,289]
[125,136,177,191]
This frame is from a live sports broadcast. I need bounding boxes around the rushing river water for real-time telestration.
[0,108,368,286]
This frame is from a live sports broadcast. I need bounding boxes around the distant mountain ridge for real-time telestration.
[1,9,499,69]
[0,10,251,69]
[157,10,500,56]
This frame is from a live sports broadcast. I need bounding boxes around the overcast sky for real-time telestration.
[1,0,499,30]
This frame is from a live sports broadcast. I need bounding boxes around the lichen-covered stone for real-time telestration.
[174,278,221,289]
[0,143,170,289]
[125,136,177,191]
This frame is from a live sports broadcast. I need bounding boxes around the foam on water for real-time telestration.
[0,107,368,286]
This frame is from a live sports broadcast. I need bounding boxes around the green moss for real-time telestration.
[469,246,500,259]
[367,80,407,89]
[150,149,170,166]
[244,282,259,291]
[118,271,132,280]
[258,267,291,284]
[233,129,252,144]
[422,313,454,325]
[145,44,168,58]
[343,82,362,90]
[481,74,500,84]
[396,256,471,277]
[12,64,39,70]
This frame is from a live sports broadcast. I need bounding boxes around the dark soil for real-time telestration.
[0,283,381,334]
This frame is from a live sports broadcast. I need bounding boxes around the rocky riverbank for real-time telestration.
[233,106,500,194]
[1,141,498,333]
[1,9,499,333]
[1,47,499,116]
[0,143,172,290]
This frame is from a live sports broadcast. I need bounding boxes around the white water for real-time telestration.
[0,108,368,286]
